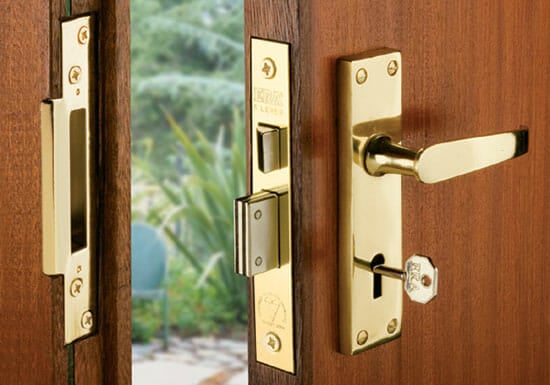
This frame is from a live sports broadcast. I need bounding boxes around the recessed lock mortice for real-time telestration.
[338,48,528,355]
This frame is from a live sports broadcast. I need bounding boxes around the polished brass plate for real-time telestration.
[337,49,403,354]
[42,16,95,344]
[251,38,294,373]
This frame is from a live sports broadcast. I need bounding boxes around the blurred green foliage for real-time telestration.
[132,0,244,179]
[131,0,246,343]
[132,299,162,343]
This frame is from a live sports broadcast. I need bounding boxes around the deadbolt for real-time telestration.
[337,49,528,355]
[234,188,289,277]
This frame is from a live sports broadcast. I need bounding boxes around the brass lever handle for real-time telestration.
[364,129,528,183]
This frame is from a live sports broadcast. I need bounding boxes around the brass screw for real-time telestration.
[356,330,369,345]
[355,68,368,85]
[254,210,262,220]
[81,310,94,330]
[255,256,263,266]
[69,278,84,297]
[77,26,89,45]
[387,318,399,334]
[69,66,82,84]
[264,332,281,352]
[261,58,277,79]
[387,60,399,76]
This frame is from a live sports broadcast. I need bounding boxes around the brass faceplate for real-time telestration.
[251,38,294,373]
[41,16,95,344]
[337,49,403,354]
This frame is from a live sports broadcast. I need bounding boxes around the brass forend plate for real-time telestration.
[42,16,95,344]
[251,38,294,373]
[337,49,403,354]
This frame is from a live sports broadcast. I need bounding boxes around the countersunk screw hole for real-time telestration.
[387,60,399,76]
[387,318,399,334]
[355,68,368,85]
[356,330,369,345]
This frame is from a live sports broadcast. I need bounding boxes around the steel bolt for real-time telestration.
[69,66,82,84]
[77,26,89,45]
[81,310,94,330]
[264,332,282,352]
[356,330,369,345]
[387,318,399,334]
[387,60,399,76]
[355,68,368,85]
[69,278,84,297]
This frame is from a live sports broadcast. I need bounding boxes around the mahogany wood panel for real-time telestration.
[246,1,549,385]
[0,1,68,384]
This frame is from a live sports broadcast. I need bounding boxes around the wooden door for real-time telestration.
[246,1,549,385]
[0,1,130,383]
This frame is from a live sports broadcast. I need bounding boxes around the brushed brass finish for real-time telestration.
[364,130,528,183]
[41,16,95,344]
[251,39,294,373]
[338,49,403,355]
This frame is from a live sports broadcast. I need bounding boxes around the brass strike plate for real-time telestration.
[42,16,95,344]
[337,49,403,354]
[251,38,294,373]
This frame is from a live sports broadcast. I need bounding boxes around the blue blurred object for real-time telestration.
[132,222,169,349]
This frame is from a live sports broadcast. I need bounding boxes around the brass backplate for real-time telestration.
[337,49,403,354]
[251,38,294,373]
[41,16,95,344]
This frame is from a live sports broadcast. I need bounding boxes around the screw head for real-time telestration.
[69,278,84,297]
[355,68,368,85]
[264,332,281,352]
[255,256,263,266]
[77,26,89,45]
[387,60,399,76]
[405,254,438,304]
[81,310,94,330]
[387,318,399,334]
[69,66,82,84]
[254,210,262,220]
[261,58,277,79]
[356,330,369,345]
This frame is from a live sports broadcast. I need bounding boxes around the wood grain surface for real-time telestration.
[0,2,68,384]
[246,1,549,385]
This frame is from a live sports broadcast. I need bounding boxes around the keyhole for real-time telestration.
[372,253,385,299]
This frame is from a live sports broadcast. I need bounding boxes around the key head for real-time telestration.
[404,255,438,304]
